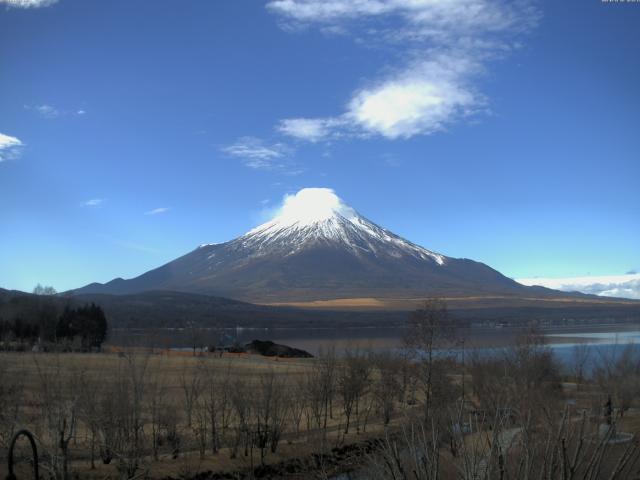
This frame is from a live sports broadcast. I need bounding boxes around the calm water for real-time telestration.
[109,323,640,370]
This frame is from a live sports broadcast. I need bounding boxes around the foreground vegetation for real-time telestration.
[0,300,639,479]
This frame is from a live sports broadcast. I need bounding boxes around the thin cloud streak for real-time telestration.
[144,207,170,216]
[221,136,303,174]
[0,0,58,7]
[24,104,86,119]
[81,198,106,207]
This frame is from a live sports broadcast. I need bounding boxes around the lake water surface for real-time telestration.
[110,323,640,370]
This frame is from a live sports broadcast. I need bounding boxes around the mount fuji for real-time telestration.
[72,188,565,304]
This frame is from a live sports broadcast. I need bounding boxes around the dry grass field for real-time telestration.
[1,326,639,480]
[0,349,420,479]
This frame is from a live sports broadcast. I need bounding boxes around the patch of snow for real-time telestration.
[235,187,447,265]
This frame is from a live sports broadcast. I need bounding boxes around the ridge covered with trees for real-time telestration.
[0,285,108,350]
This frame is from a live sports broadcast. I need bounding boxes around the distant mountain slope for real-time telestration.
[2,288,638,330]
[70,188,593,303]
[62,290,409,328]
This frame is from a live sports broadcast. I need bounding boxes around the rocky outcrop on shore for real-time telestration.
[244,340,313,358]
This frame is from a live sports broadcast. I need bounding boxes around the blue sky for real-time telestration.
[1,0,639,294]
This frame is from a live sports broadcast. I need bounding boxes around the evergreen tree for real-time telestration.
[55,303,108,349]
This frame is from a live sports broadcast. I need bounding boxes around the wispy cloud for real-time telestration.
[25,104,86,119]
[26,104,60,119]
[81,198,106,207]
[0,0,58,7]
[268,0,539,141]
[517,273,640,300]
[221,136,300,172]
[144,207,170,216]
[0,133,24,162]
[277,118,344,142]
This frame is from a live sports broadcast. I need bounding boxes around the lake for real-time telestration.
[109,323,640,371]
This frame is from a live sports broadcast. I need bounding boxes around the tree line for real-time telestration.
[0,285,108,350]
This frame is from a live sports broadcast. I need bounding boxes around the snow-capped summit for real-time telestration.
[72,187,536,302]
[242,188,445,265]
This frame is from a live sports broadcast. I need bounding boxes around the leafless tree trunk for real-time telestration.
[405,298,457,423]
[338,347,371,434]
[594,342,640,419]
[180,358,204,428]
[34,355,80,480]
[108,352,150,479]
[571,343,591,387]
[193,395,208,460]
[146,363,168,461]
[288,372,307,439]
[77,368,103,469]
[251,369,287,463]
[229,377,250,459]
[372,352,400,426]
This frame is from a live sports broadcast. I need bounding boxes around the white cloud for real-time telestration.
[0,133,24,162]
[81,198,106,207]
[144,207,169,216]
[271,187,356,227]
[221,136,294,170]
[517,274,640,300]
[268,0,538,140]
[0,0,57,7]
[347,56,481,138]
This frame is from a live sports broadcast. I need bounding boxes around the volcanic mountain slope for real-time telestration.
[73,188,574,303]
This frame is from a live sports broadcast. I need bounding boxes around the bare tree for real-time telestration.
[372,352,400,426]
[159,400,181,459]
[571,343,591,387]
[180,358,205,428]
[108,352,150,478]
[288,372,307,439]
[184,320,205,356]
[367,405,640,480]
[145,363,168,461]
[318,347,337,425]
[33,355,80,480]
[229,377,251,459]
[193,395,209,460]
[471,329,563,427]
[405,298,457,422]
[32,284,57,296]
[77,369,103,469]
[204,362,233,454]
[338,347,371,434]
[594,342,640,418]
[251,369,288,464]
